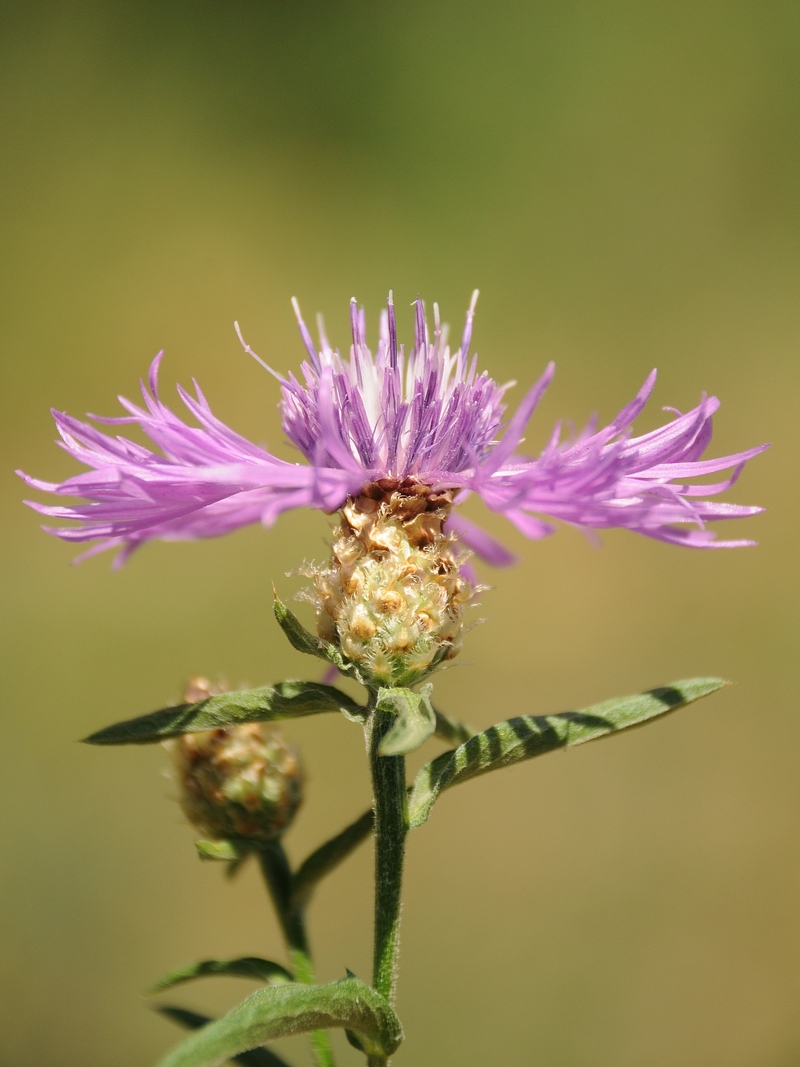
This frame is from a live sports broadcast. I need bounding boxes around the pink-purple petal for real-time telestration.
[20,294,767,564]
[445,511,518,567]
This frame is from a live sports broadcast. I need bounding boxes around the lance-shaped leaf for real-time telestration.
[433,706,477,746]
[156,1007,293,1067]
[377,685,436,757]
[84,681,364,746]
[154,977,403,1067]
[149,958,293,995]
[291,808,374,913]
[272,593,328,660]
[409,678,727,827]
[273,594,367,691]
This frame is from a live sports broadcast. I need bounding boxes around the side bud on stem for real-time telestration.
[167,681,336,1067]
[168,678,304,843]
[302,481,475,687]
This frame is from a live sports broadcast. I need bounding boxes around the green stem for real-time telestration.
[367,695,409,1011]
[258,843,336,1067]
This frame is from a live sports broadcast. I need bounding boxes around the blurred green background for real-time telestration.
[1,2,797,1065]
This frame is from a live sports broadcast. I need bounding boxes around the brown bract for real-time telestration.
[167,679,305,842]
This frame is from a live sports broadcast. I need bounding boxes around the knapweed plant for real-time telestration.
[20,293,767,1067]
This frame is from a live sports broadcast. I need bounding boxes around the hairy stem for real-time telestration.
[258,843,336,1067]
[367,695,409,1012]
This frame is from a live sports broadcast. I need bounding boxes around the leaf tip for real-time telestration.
[82,727,111,745]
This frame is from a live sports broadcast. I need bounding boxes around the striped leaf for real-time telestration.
[154,977,403,1067]
[409,678,727,827]
[84,681,364,746]
[149,958,293,995]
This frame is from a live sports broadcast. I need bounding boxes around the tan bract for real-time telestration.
[300,482,475,687]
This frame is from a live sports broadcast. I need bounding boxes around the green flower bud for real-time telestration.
[169,678,304,842]
[301,482,476,687]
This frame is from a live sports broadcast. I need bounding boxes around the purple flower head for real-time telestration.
[280,290,508,482]
[19,292,767,567]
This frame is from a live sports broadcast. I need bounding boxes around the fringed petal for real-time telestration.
[21,298,767,567]
[468,374,768,550]
[19,360,366,563]
[445,511,519,567]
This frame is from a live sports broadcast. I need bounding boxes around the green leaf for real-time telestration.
[154,977,403,1067]
[272,592,328,659]
[84,681,364,746]
[409,678,728,827]
[377,684,436,757]
[149,958,293,995]
[291,808,374,913]
[272,593,359,676]
[194,839,252,878]
[433,706,477,746]
[195,840,248,863]
[156,1007,293,1067]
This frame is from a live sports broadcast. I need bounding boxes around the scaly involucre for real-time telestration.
[19,292,767,566]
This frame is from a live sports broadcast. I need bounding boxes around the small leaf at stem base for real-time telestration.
[377,684,436,757]
[195,839,248,862]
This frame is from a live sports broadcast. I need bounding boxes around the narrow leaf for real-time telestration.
[409,678,728,827]
[273,594,367,688]
[433,707,477,745]
[149,958,293,995]
[272,592,328,659]
[84,682,364,746]
[156,1007,293,1067]
[377,685,436,757]
[291,808,374,912]
[154,978,403,1067]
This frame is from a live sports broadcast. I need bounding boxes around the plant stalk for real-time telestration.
[258,843,336,1067]
[367,694,409,1012]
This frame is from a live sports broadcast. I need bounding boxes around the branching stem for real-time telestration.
[258,843,336,1067]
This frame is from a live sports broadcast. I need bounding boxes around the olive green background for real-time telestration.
[1,3,797,1065]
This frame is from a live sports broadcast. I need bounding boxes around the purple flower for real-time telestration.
[19,292,767,567]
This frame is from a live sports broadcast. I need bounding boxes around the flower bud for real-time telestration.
[301,482,475,687]
[168,678,304,842]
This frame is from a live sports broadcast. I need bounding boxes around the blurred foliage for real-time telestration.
[1,2,797,1065]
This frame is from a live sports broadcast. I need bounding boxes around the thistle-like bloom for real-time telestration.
[19,291,766,570]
